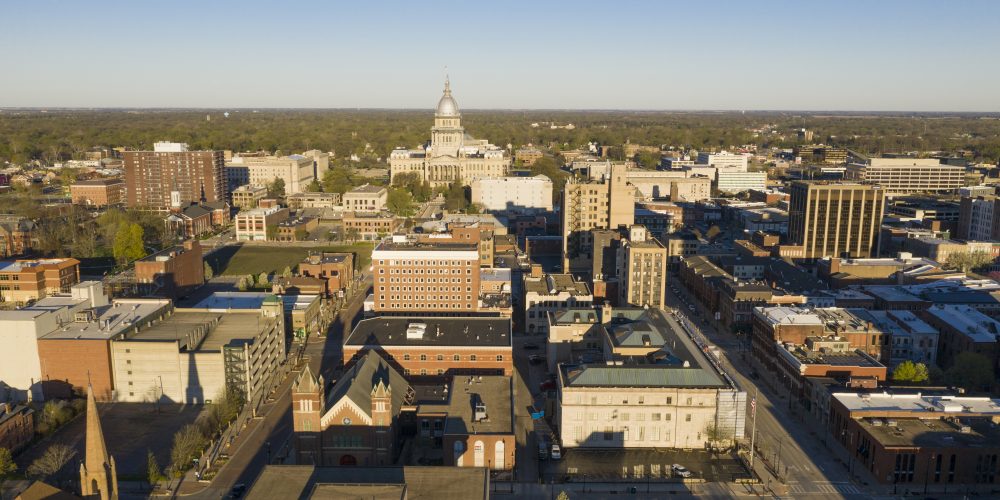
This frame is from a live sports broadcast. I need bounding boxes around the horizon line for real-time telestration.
[2,107,1000,116]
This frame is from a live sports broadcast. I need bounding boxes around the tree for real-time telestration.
[265,224,278,241]
[892,360,929,383]
[237,276,249,291]
[146,449,164,488]
[170,424,207,476]
[257,272,270,288]
[443,182,469,212]
[281,266,292,278]
[306,179,322,192]
[387,188,415,217]
[945,251,995,273]
[0,447,16,488]
[556,492,570,500]
[113,222,146,265]
[945,352,996,392]
[266,177,285,198]
[704,422,734,449]
[705,225,722,242]
[37,400,74,435]
[346,227,360,242]
[27,443,76,482]
[294,228,308,241]
[203,261,214,281]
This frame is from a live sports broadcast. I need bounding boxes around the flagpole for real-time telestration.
[749,387,758,470]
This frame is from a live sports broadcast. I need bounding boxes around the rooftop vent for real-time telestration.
[406,322,428,339]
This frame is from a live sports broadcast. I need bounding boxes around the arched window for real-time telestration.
[454,440,464,467]
[494,440,505,470]
[473,440,485,467]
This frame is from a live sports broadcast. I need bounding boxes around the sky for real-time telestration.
[2,0,999,111]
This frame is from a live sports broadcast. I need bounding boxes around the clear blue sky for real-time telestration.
[2,0,999,111]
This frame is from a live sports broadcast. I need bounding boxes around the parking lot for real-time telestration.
[541,448,748,483]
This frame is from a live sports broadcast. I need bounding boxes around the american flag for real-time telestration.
[750,397,756,416]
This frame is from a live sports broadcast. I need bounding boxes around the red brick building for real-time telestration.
[123,144,225,209]
[0,258,80,304]
[133,240,204,299]
[298,253,354,296]
[371,236,481,314]
[343,317,513,377]
[0,403,34,453]
[70,178,126,207]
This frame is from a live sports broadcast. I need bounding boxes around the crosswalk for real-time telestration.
[787,482,862,495]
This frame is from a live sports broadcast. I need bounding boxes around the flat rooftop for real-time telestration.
[246,465,488,500]
[862,417,1000,449]
[861,286,925,303]
[429,375,512,435]
[374,239,478,252]
[524,273,591,296]
[38,299,171,340]
[565,308,726,388]
[345,317,511,348]
[123,310,273,351]
[834,392,1000,415]
[923,305,1000,343]
[189,292,277,310]
[0,258,78,272]
[783,345,883,368]
[549,308,599,325]
[754,306,822,326]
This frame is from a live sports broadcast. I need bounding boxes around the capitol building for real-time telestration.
[389,78,510,188]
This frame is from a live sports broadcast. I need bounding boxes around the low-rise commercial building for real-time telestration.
[0,258,80,304]
[342,211,401,241]
[523,270,592,335]
[70,178,125,207]
[235,206,290,241]
[287,191,341,209]
[134,240,204,299]
[275,216,319,242]
[922,304,1000,375]
[343,317,513,376]
[830,392,1000,489]
[298,252,354,296]
[846,158,964,194]
[343,184,388,212]
[231,184,268,209]
[0,404,34,453]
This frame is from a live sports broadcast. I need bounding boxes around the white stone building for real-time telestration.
[716,171,767,194]
[390,78,510,188]
[470,175,552,213]
[225,153,317,194]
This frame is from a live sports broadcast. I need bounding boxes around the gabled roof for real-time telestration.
[323,350,411,420]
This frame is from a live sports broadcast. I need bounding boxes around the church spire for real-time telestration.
[80,385,118,500]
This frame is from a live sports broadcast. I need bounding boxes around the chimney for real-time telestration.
[530,264,543,278]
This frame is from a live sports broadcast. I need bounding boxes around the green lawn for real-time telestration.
[207,243,374,276]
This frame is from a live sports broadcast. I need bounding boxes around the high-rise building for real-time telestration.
[957,195,1000,241]
[123,142,225,210]
[561,163,635,273]
[786,181,885,259]
[696,151,748,171]
[372,235,480,313]
[616,225,668,308]
[390,78,510,188]
[846,158,963,193]
[715,171,767,194]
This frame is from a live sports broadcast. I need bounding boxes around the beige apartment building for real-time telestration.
[786,181,885,259]
[562,163,635,274]
[287,191,341,209]
[846,158,964,194]
[371,235,481,313]
[617,226,668,308]
[235,206,290,241]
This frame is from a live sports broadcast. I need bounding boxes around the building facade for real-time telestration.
[389,79,510,188]
[716,171,767,194]
[372,236,480,313]
[134,239,205,299]
[786,181,886,259]
[342,184,388,212]
[0,258,80,304]
[225,153,316,195]
[231,184,268,209]
[616,226,668,308]
[123,142,226,210]
[70,178,126,207]
[235,206,290,241]
[846,158,964,193]
[470,175,553,213]
[561,163,635,274]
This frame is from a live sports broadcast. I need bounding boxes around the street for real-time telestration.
[667,276,866,498]
[176,272,372,499]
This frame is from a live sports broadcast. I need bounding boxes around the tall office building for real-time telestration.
[561,163,635,274]
[616,225,668,308]
[787,181,885,259]
[123,142,225,209]
[957,195,1000,241]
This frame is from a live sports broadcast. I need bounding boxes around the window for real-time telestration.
[453,354,460,361]
[436,354,444,361]
[665,397,673,405]
[404,354,411,361]
[685,414,691,422]
[496,355,503,361]
[652,413,661,421]
[470,355,477,361]
[420,354,427,361]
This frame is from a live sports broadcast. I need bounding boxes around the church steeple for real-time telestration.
[80,385,118,500]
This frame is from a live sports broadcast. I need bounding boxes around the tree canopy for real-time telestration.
[891,360,929,383]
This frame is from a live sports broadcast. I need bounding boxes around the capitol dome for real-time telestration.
[436,77,459,117]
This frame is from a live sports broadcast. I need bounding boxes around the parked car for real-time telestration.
[688,305,696,312]
[538,440,549,460]
[550,444,562,460]
[230,483,247,498]
[539,379,557,392]
[672,464,693,478]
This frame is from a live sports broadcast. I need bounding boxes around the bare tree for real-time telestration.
[27,443,77,485]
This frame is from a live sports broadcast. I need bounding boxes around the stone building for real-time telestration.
[390,78,510,188]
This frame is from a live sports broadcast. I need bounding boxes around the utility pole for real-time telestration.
[749,388,758,470]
